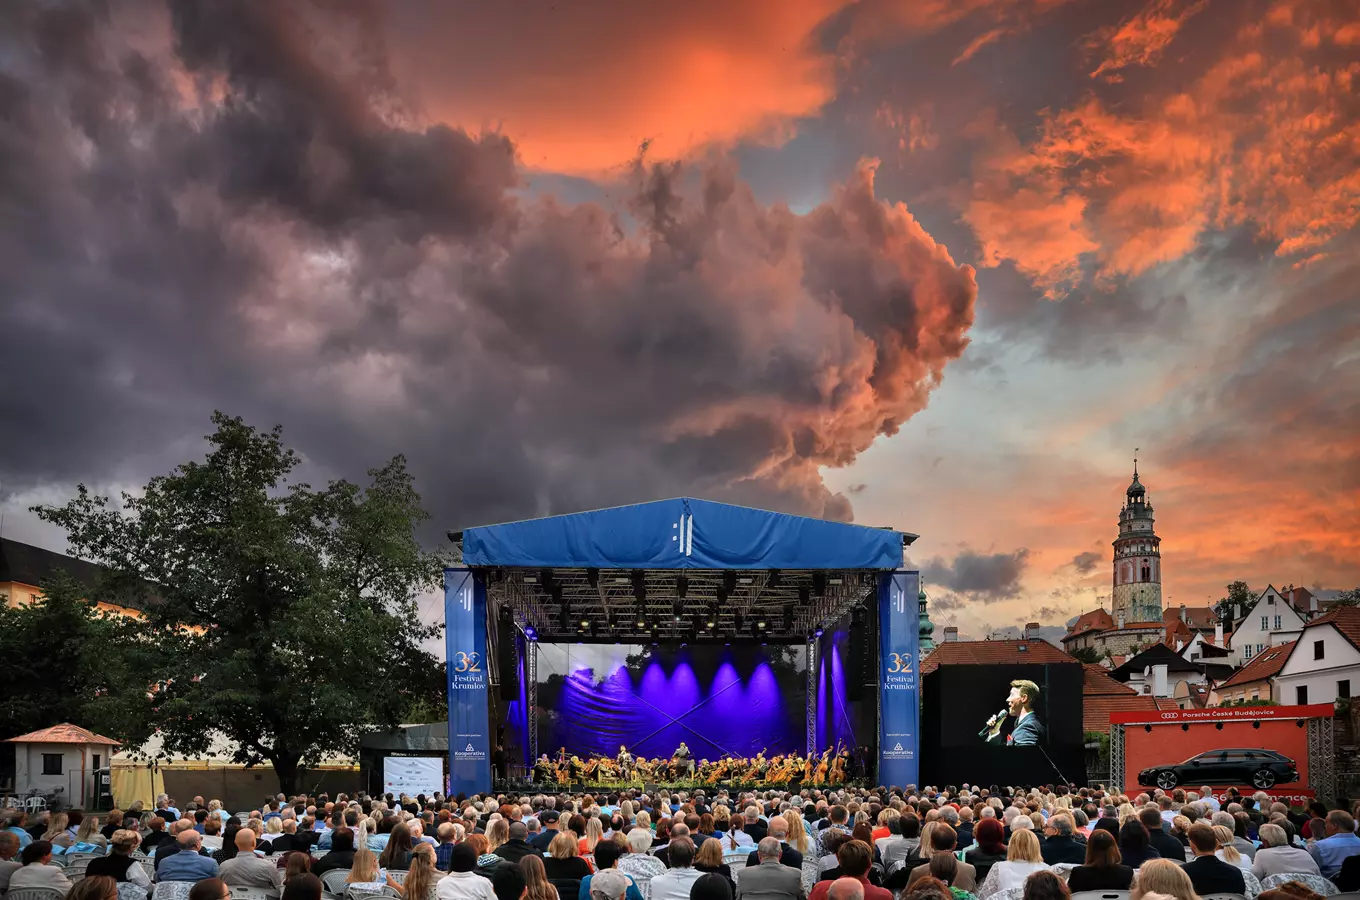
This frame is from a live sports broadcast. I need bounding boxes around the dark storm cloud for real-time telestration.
[920,548,1029,602]
[0,0,977,532]
[1071,551,1102,574]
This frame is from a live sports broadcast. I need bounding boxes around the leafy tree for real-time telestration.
[1331,587,1360,608]
[0,572,158,742]
[36,412,447,793]
[1069,646,1101,664]
[1214,581,1258,621]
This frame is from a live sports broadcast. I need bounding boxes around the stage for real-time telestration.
[442,498,924,796]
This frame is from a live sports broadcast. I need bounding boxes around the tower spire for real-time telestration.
[1134,447,1139,478]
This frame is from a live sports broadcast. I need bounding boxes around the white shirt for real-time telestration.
[435,871,496,900]
[982,861,1050,898]
[647,867,704,900]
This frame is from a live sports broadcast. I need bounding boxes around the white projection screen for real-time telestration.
[382,756,444,797]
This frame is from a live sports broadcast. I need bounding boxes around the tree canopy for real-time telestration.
[36,412,447,792]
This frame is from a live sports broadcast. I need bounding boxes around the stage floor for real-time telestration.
[497,778,868,792]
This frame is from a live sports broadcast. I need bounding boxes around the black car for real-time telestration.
[1138,748,1298,790]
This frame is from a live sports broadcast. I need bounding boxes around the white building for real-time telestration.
[1275,608,1360,706]
[1230,584,1309,666]
[4,723,120,809]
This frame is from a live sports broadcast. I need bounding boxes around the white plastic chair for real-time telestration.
[1260,874,1338,897]
[387,871,407,885]
[7,888,67,900]
[118,882,152,900]
[1071,892,1131,900]
[25,796,48,813]
[1199,894,1248,900]
[320,869,353,895]
[153,883,198,900]
[228,887,281,900]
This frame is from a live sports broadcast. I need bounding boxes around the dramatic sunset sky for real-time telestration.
[1,0,1356,640]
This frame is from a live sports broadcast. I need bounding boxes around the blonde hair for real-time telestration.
[486,819,509,852]
[919,823,938,861]
[695,837,724,867]
[266,818,283,835]
[405,843,438,900]
[584,818,604,852]
[1006,829,1042,863]
[1131,860,1199,900]
[783,811,810,853]
[1211,825,1240,863]
[636,812,651,830]
[44,814,69,841]
[550,831,579,859]
[348,845,380,883]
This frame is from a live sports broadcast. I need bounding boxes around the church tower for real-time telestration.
[1112,460,1163,624]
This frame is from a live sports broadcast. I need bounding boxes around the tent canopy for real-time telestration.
[457,498,912,570]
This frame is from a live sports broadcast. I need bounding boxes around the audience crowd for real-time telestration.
[3,782,1359,900]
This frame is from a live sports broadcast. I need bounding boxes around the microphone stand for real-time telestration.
[1035,741,1073,787]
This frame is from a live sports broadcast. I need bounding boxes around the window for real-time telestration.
[1267,595,1274,605]
[1262,616,1269,630]
[1244,645,1254,660]
[1297,686,1309,705]
[1339,680,1351,700]
[1315,640,1325,660]
[1275,616,1282,630]
[42,753,63,776]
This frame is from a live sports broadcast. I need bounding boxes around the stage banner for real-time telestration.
[878,570,920,789]
[445,568,492,796]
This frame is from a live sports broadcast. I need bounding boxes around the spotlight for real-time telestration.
[1215,722,1223,730]
[705,605,718,629]
[1252,721,1261,729]
[813,573,826,596]
[673,599,685,623]
[680,641,688,648]
[635,608,648,628]
[757,616,768,629]
[1181,724,1188,732]
[1297,719,1307,728]
[799,585,810,607]
[1144,725,1152,733]
[579,617,591,629]
[676,575,689,598]
[814,628,824,638]
[524,626,538,642]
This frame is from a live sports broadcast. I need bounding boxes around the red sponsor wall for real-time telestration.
[1115,705,1332,803]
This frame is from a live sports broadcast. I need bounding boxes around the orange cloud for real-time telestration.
[386,0,850,174]
[965,0,1360,294]
[1087,0,1208,82]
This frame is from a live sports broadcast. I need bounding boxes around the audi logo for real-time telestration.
[1161,713,1179,720]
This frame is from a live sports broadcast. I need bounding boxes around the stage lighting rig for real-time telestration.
[672,597,685,622]
[799,585,810,606]
[524,626,538,642]
[586,567,599,587]
[782,606,794,632]
[734,612,744,631]
[722,571,737,593]
[540,568,555,591]
[767,569,782,589]
[676,575,689,598]
[812,572,827,596]
[705,605,718,629]
[632,570,647,601]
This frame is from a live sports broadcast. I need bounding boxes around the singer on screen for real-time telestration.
[979,679,1045,746]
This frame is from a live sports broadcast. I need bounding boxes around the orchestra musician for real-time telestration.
[527,743,859,786]
[617,745,634,780]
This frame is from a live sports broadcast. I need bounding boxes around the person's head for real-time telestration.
[837,839,873,878]
[486,818,509,851]
[695,836,724,868]
[768,819,788,842]
[930,824,957,854]
[508,820,528,842]
[1187,823,1218,856]
[667,836,695,868]
[549,830,579,859]
[348,845,379,883]
[757,836,783,862]
[189,879,231,900]
[1008,680,1040,715]
[0,832,17,860]
[70,875,118,900]
[828,877,866,900]
[285,850,313,881]
[692,872,734,900]
[1024,871,1070,900]
[282,874,322,900]
[1084,829,1121,867]
[594,838,624,870]
[589,869,632,900]
[1258,823,1288,849]
[1130,859,1198,900]
[1139,807,1164,834]
[899,877,952,900]
[1119,819,1149,851]
[236,828,257,851]
[974,817,1005,854]
[1326,809,1356,836]
[1007,829,1041,863]
[178,829,204,851]
[21,841,54,866]
[43,813,69,840]
[450,842,478,873]
[609,825,644,855]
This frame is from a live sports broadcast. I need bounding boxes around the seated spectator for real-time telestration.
[1117,820,1161,869]
[436,844,496,900]
[812,840,893,900]
[142,817,175,855]
[976,828,1047,899]
[346,844,403,895]
[399,844,443,900]
[496,821,539,865]
[1212,825,1252,873]
[1140,807,1184,863]
[544,831,594,881]
[0,831,21,891]
[520,855,558,900]
[1131,858,1199,900]
[313,826,357,876]
[744,820,802,870]
[9,841,74,893]
[1039,815,1085,865]
[694,835,734,892]
[191,878,233,900]
[617,828,665,894]
[1022,870,1069,900]
[1309,809,1360,880]
[649,838,703,900]
[1066,829,1133,893]
[220,828,285,892]
[86,829,151,889]
[71,874,119,900]
[579,839,645,900]
[284,873,324,900]
[963,819,1007,884]
[157,829,221,882]
[381,822,416,870]
[1181,823,1245,896]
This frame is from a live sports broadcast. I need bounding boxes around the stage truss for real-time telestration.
[806,638,817,755]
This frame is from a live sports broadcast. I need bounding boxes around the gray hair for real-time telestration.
[1211,811,1235,829]
[1052,817,1074,837]
[626,828,652,854]
[757,836,782,860]
[940,809,959,826]
[1258,824,1288,848]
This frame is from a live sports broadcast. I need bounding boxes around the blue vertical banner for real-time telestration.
[878,570,920,789]
[445,568,492,797]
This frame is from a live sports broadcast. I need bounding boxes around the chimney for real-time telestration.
[1117,611,1126,630]
[1024,622,1040,640]
[944,626,959,642]
[1176,639,1184,652]
[1152,663,1169,697]
[1179,603,1187,622]
[1215,620,1224,646]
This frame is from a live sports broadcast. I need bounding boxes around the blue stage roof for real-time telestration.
[459,498,907,570]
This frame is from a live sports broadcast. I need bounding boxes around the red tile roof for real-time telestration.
[1163,606,1219,630]
[1081,664,1174,733]
[1309,607,1360,651]
[1217,641,1295,690]
[1065,608,1114,640]
[5,723,120,745]
[920,639,1075,673]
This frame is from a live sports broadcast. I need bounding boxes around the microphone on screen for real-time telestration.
[977,708,1008,739]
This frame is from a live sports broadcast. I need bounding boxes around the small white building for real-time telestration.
[1275,608,1360,706]
[1230,585,1308,666]
[5,724,120,810]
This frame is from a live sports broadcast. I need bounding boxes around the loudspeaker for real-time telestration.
[497,610,520,701]
[847,600,877,702]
